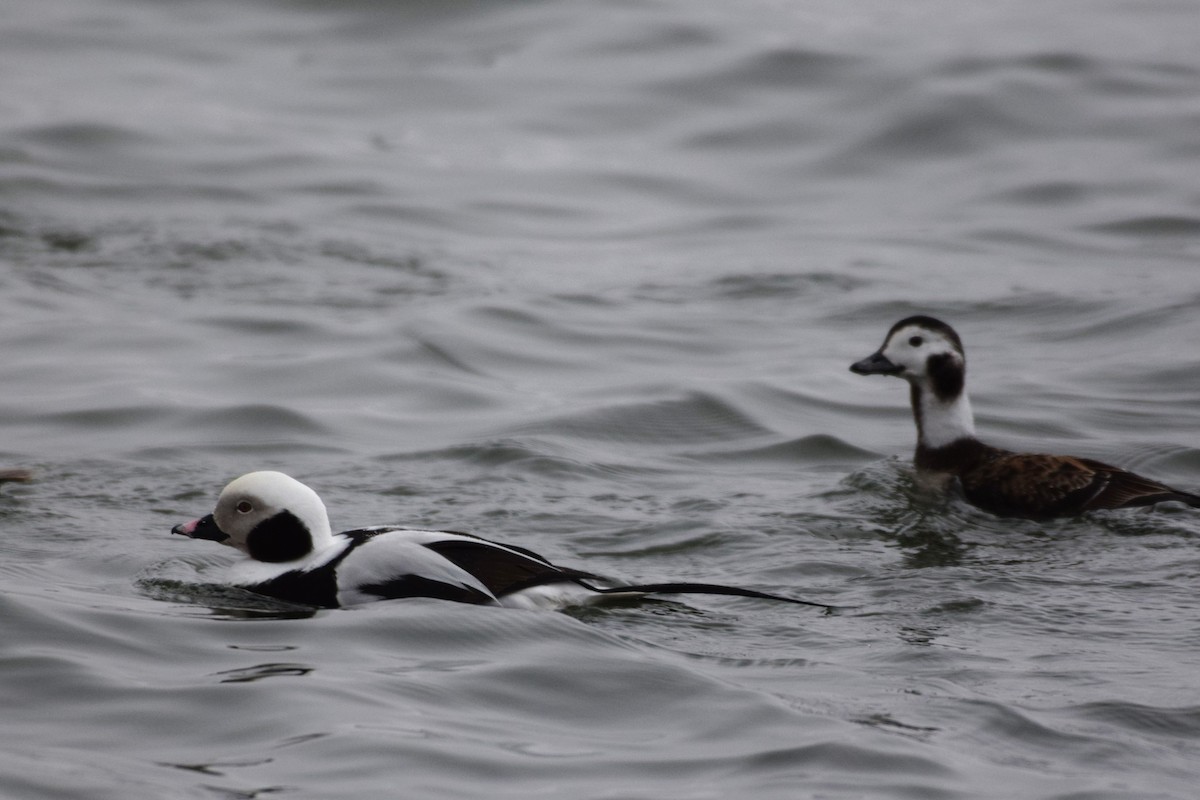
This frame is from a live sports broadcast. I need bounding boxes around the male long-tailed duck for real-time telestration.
[850,315,1200,519]
[172,471,833,610]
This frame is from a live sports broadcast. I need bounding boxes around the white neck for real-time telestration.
[229,535,349,585]
[914,386,975,449]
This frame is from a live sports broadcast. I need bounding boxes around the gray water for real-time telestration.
[4,0,1200,797]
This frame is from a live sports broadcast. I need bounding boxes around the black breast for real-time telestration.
[247,567,341,608]
[242,531,373,608]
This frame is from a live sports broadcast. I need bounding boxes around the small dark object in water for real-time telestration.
[0,469,32,486]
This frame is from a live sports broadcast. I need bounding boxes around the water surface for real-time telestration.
[3,0,1200,797]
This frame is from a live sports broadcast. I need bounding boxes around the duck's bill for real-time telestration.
[171,514,230,543]
[850,351,902,376]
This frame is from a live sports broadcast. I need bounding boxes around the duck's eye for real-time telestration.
[236,500,253,514]
[908,335,924,347]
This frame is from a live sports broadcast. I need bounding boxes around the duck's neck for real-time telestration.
[910,382,976,451]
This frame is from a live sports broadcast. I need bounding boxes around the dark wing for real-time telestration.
[333,529,558,605]
[961,453,1200,518]
[353,573,497,605]
[423,537,601,599]
[340,529,839,609]
[1072,457,1200,511]
[428,530,561,566]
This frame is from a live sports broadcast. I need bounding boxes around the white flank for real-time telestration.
[499,582,604,610]
[334,530,498,606]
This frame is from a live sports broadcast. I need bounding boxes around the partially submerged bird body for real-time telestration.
[0,469,32,486]
[213,523,605,610]
[851,315,1200,519]
[172,471,833,611]
[915,435,1200,519]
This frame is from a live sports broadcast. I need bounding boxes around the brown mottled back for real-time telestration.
[958,452,1200,519]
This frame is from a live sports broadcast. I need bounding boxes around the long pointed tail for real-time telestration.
[1172,491,1200,508]
[581,580,841,611]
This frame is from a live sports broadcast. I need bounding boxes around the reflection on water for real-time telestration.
[891,525,970,569]
[216,663,314,683]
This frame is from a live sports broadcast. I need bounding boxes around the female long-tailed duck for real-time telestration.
[850,315,1200,519]
[172,471,834,610]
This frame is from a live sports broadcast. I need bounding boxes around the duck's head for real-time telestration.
[851,315,975,449]
[850,315,966,402]
[171,471,333,563]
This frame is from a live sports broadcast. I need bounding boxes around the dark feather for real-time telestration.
[583,581,839,610]
[423,538,600,598]
[1071,457,1200,511]
[247,563,341,608]
[421,537,841,607]
[357,574,497,605]
[938,445,1200,519]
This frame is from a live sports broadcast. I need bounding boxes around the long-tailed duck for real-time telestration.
[172,471,834,610]
[850,315,1200,519]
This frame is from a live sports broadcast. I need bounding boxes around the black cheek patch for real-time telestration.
[926,353,964,402]
[246,510,314,563]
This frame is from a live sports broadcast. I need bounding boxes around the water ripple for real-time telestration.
[5,0,1200,798]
